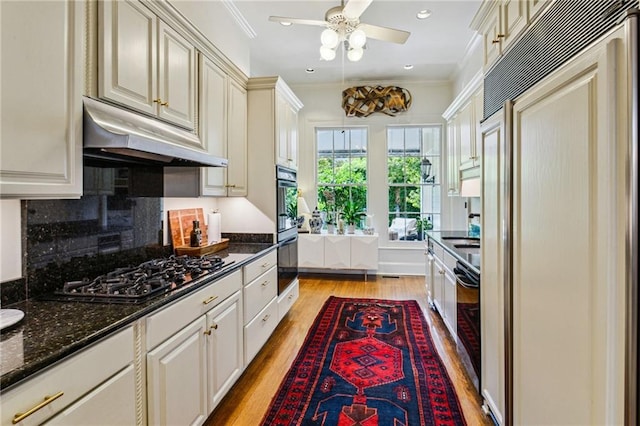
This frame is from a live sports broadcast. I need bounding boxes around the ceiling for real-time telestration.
[231,0,483,85]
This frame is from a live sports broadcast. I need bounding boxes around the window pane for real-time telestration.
[316,128,368,228]
[386,125,442,239]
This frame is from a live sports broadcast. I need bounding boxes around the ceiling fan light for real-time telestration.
[320,45,336,61]
[348,29,367,49]
[320,28,339,48]
[347,47,364,62]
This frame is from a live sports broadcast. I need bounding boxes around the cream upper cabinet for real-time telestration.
[443,73,483,195]
[226,79,248,196]
[276,96,299,169]
[472,0,549,69]
[247,77,303,171]
[0,0,84,199]
[99,0,197,132]
[199,55,247,197]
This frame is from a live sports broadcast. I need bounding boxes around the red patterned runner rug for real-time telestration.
[261,297,467,425]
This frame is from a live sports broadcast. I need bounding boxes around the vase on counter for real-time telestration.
[327,223,335,234]
[346,224,355,234]
[309,207,323,234]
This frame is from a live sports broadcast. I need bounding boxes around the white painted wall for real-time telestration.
[169,0,251,76]
[0,200,22,282]
[291,79,461,275]
[162,197,220,245]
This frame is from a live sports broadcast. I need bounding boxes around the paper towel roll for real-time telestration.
[207,212,221,243]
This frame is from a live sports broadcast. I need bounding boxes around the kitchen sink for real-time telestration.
[442,236,479,241]
[454,243,480,249]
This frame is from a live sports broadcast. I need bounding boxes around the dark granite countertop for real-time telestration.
[426,230,480,275]
[0,243,276,392]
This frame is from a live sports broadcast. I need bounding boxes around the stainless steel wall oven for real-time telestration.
[276,166,298,294]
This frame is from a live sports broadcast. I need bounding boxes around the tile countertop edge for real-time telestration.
[426,230,481,276]
[0,244,277,392]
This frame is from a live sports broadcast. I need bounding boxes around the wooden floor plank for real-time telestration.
[205,274,491,425]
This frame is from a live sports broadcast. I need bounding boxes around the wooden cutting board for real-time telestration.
[168,208,229,256]
[168,208,209,248]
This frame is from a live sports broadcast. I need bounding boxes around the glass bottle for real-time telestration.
[190,220,202,247]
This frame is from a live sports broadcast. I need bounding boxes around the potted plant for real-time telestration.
[416,217,433,240]
[341,201,365,234]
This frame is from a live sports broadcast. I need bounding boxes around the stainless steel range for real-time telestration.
[52,254,233,303]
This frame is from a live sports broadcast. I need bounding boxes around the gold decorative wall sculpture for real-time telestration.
[341,86,412,117]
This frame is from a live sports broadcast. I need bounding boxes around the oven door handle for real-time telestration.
[455,273,479,289]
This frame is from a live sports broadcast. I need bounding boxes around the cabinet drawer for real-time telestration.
[243,250,277,284]
[444,251,457,274]
[243,266,277,324]
[147,269,242,350]
[278,279,299,321]
[1,326,133,426]
[433,243,445,261]
[244,297,278,366]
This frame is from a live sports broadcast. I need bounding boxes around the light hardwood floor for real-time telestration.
[205,274,492,425]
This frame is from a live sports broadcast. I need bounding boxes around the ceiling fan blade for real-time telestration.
[359,23,410,44]
[342,0,373,20]
[268,16,327,27]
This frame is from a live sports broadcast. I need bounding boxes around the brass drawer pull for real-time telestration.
[203,295,218,305]
[224,184,236,188]
[261,280,269,287]
[262,314,271,322]
[288,294,294,300]
[160,101,169,107]
[13,391,64,424]
[211,323,218,330]
[261,262,270,268]
[204,329,212,335]
[491,34,505,44]
[153,98,162,104]
[438,270,445,275]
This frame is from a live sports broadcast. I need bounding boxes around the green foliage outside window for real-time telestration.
[388,156,421,216]
[317,157,367,225]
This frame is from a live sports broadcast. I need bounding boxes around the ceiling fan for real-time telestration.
[269,0,410,62]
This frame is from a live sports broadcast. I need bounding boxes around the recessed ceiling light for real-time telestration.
[404,64,414,70]
[280,21,292,26]
[417,9,432,19]
[305,68,315,73]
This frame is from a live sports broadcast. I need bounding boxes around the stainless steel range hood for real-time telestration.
[83,97,227,168]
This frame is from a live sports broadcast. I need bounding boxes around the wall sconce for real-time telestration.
[421,157,435,184]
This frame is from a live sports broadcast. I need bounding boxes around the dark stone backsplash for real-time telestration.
[0,193,164,304]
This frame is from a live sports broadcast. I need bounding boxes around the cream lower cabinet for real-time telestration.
[147,318,208,426]
[1,327,136,426]
[146,270,243,426]
[0,0,84,199]
[206,291,244,412]
[199,54,247,197]
[298,234,378,273]
[242,251,279,366]
[429,243,457,339]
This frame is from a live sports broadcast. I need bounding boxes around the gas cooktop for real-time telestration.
[47,254,234,304]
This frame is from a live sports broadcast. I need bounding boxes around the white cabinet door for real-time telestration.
[457,100,474,171]
[287,105,299,169]
[206,291,243,412]
[447,118,460,195]
[324,235,350,269]
[501,0,527,50]
[199,54,228,197]
[480,111,505,425]
[157,20,196,130]
[510,29,626,425]
[443,270,457,339]
[298,234,325,268]
[45,365,136,426]
[147,317,208,426]
[226,79,248,196]
[275,95,289,167]
[99,0,157,116]
[0,0,84,198]
[432,257,445,315]
[350,235,378,270]
[481,5,502,68]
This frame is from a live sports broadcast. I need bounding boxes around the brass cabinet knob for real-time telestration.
[160,101,169,107]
